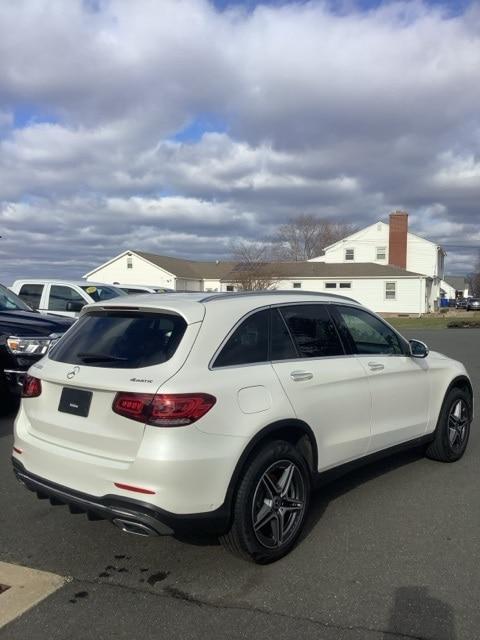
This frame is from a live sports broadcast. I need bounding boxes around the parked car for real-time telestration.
[466,297,480,311]
[0,283,74,412]
[10,280,126,318]
[455,298,468,310]
[111,283,176,295]
[13,291,473,563]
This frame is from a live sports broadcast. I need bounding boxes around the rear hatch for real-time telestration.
[23,306,203,461]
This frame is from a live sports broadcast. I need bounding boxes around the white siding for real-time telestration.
[86,253,176,288]
[316,222,391,265]
[312,221,444,281]
[441,281,456,299]
[406,235,441,279]
[203,279,222,292]
[273,277,427,314]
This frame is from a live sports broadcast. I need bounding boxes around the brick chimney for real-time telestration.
[388,211,408,269]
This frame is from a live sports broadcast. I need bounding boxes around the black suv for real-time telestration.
[0,283,74,413]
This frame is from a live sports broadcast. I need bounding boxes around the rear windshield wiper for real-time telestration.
[76,352,128,363]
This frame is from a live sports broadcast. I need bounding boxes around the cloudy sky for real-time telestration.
[0,0,479,282]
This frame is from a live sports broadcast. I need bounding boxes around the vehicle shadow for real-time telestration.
[383,586,456,639]
[301,445,427,541]
[0,403,19,438]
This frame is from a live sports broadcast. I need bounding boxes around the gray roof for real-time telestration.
[444,275,467,291]
[223,261,424,280]
[135,251,236,279]
[134,251,424,281]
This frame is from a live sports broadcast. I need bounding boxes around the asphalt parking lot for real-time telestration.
[1,329,479,640]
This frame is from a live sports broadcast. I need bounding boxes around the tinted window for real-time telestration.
[19,284,43,310]
[279,305,344,358]
[270,308,297,360]
[336,306,404,355]
[214,309,269,367]
[0,284,32,311]
[121,287,149,294]
[49,311,187,368]
[49,285,86,312]
[80,285,125,302]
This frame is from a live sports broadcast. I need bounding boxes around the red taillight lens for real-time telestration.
[112,392,216,427]
[22,375,42,398]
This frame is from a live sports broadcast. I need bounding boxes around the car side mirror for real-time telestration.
[66,300,85,312]
[409,339,429,358]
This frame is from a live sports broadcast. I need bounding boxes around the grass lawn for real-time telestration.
[384,313,480,330]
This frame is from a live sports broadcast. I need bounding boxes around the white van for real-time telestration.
[10,280,126,318]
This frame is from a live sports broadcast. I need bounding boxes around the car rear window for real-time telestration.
[80,285,126,302]
[49,310,187,368]
[18,284,44,310]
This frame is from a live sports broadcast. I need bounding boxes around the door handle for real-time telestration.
[368,362,385,371]
[290,370,313,382]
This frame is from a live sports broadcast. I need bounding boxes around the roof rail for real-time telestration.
[200,290,358,304]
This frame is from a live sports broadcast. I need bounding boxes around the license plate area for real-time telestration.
[58,388,92,418]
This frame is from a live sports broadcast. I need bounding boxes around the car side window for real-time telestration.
[279,304,344,358]
[336,306,404,355]
[270,308,298,360]
[19,284,44,310]
[49,286,86,312]
[213,309,269,368]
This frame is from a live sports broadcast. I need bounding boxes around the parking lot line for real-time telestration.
[0,562,66,629]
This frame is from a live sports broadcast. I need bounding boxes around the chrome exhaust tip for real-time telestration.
[112,518,158,537]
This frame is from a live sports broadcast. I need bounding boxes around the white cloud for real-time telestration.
[0,0,479,279]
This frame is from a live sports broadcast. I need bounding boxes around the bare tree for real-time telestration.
[273,214,357,261]
[228,240,277,291]
[471,251,480,297]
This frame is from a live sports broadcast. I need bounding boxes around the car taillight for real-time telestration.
[22,375,42,398]
[112,392,216,427]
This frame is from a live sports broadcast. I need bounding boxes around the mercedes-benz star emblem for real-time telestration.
[67,366,80,379]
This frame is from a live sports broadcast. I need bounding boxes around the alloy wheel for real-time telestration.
[448,399,469,451]
[251,460,306,550]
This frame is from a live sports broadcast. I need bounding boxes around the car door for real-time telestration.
[45,284,88,318]
[332,305,430,451]
[270,304,372,471]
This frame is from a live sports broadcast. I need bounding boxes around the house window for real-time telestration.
[376,247,386,261]
[293,282,301,289]
[325,282,337,289]
[339,282,351,289]
[345,249,354,261]
[127,256,133,269]
[385,281,396,300]
[226,285,234,292]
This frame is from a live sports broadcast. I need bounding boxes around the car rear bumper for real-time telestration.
[12,458,231,537]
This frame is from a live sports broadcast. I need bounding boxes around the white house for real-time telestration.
[311,211,446,310]
[440,276,470,300]
[83,211,459,314]
[84,249,432,314]
[84,251,236,293]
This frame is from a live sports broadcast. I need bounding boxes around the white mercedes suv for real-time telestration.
[12,292,473,563]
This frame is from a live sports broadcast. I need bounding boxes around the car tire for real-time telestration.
[220,440,311,564]
[426,388,472,462]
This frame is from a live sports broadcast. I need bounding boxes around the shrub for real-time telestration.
[447,319,480,328]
